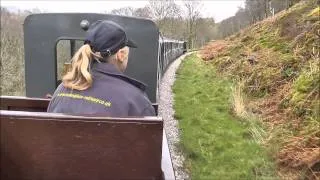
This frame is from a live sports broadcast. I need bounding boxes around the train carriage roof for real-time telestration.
[160,37,185,43]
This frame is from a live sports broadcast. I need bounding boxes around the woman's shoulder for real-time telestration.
[92,63,147,93]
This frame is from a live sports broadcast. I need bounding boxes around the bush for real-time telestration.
[0,9,26,95]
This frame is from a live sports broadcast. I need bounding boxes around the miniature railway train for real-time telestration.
[0,13,186,180]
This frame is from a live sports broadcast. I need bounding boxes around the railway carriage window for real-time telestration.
[56,39,84,85]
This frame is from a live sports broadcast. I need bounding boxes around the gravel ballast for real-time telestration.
[159,53,191,180]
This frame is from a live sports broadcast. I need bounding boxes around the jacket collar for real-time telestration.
[91,62,147,91]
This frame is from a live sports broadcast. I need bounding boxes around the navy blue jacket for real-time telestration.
[47,62,156,117]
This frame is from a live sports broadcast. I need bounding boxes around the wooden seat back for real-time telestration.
[0,96,49,112]
[0,96,158,114]
[1,110,163,180]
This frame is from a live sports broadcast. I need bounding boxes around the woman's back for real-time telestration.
[48,63,155,116]
[47,20,155,117]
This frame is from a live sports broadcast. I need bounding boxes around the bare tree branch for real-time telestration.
[183,0,203,49]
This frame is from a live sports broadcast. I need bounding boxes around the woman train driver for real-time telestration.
[47,20,155,116]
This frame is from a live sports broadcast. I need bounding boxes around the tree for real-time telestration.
[183,0,202,49]
[212,0,302,40]
[107,1,216,49]
[148,0,182,38]
[133,7,152,18]
[148,0,180,20]
[195,18,215,47]
[109,6,152,19]
[110,7,135,16]
[235,7,250,29]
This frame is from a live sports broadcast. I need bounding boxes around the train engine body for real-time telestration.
[23,13,186,103]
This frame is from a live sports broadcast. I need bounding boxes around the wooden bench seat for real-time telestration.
[0,96,174,180]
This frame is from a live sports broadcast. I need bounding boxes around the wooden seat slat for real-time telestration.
[0,96,158,114]
[0,96,49,111]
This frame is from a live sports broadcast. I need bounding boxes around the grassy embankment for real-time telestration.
[173,54,277,179]
[199,0,319,179]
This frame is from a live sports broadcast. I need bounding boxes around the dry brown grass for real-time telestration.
[231,81,268,145]
[231,81,247,118]
[199,40,228,61]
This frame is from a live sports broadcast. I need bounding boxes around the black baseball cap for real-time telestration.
[84,20,137,57]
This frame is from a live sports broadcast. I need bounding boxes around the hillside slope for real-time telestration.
[200,0,319,179]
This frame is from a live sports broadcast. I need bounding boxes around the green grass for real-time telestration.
[173,54,277,179]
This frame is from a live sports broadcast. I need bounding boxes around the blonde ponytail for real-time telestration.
[62,44,98,90]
